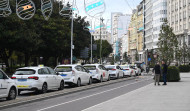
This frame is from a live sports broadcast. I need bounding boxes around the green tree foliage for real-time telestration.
[93,40,113,59]
[157,20,178,66]
[0,0,91,71]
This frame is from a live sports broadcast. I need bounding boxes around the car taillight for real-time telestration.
[112,69,116,71]
[28,76,39,80]
[11,77,16,79]
[96,69,99,73]
[72,70,75,76]
[125,69,129,70]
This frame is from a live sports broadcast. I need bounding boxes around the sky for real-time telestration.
[76,0,142,20]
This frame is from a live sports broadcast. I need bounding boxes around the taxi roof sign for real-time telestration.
[38,64,44,67]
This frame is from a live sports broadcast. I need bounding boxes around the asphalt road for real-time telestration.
[1,76,153,111]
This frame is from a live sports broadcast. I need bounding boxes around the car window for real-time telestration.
[84,66,96,70]
[38,68,50,75]
[101,65,107,70]
[15,69,36,75]
[48,67,56,75]
[116,66,120,69]
[43,68,50,74]
[75,66,82,71]
[106,66,115,70]
[98,65,103,70]
[0,71,4,79]
[55,66,72,72]
[81,66,87,72]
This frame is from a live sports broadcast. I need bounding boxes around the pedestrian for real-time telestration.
[153,62,161,86]
[161,61,168,85]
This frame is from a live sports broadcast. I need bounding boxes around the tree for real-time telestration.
[93,40,113,59]
[157,19,178,66]
[123,52,129,63]
[135,49,139,61]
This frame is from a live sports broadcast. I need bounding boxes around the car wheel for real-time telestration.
[41,83,48,94]
[99,76,103,83]
[58,81,64,90]
[88,78,92,85]
[7,87,16,100]
[117,74,119,79]
[107,75,110,81]
[77,79,81,87]
[123,73,125,78]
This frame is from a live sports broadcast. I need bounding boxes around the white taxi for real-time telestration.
[55,65,92,87]
[105,65,124,79]
[83,64,110,82]
[0,69,17,100]
[11,66,64,94]
[120,65,135,77]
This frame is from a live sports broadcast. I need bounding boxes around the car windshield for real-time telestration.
[84,66,96,70]
[120,66,129,69]
[55,66,72,72]
[14,69,36,75]
[105,66,115,70]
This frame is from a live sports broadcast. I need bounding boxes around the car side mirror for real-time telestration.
[56,72,60,75]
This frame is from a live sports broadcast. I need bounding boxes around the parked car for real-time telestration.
[55,65,92,87]
[120,65,135,77]
[83,64,110,82]
[0,69,17,100]
[11,66,64,94]
[131,65,141,76]
[105,65,124,79]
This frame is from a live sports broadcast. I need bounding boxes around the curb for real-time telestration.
[0,77,136,109]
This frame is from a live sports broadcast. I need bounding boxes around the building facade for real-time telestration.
[167,0,190,47]
[137,1,144,62]
[128,9,138,63]
[91,27,111,43]
[144,0,167,50]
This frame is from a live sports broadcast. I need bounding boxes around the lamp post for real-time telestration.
[100,17,104,64]
[70,0,74,65]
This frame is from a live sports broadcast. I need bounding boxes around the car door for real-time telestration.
[40,68,53,89]
[80,66,89,84]
[75,66,84,84]
[117,66,123,77]
[0,70,8,97]
[48,67,60,88]
[100,65,108,80]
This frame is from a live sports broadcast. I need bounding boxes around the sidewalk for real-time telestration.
[83,73,190,111]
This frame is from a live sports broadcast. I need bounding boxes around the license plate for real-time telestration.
[17,85,29,88]
[18,79,27,82]
[61,74,67,77]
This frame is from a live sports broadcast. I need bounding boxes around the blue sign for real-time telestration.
[148,58,151,61]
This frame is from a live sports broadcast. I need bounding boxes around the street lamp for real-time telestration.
[70,0,74,65]
[100,17,104,64]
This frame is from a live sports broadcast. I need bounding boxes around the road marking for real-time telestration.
[82,83,153,111]
[37,78,152,111]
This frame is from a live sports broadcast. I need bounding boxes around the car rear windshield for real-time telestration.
[55,66,72,72]
[106,66,115,70]
[84,66,96,70]
[14,69,36,75]
[120,66,129,69]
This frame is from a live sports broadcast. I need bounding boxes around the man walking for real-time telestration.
[153,62,161,86]
[162,61,168,85]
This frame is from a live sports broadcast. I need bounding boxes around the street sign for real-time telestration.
[148,58,151,61]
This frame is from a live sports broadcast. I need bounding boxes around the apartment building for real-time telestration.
[167,0,190,46]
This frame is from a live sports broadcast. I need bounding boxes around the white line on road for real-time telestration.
[82,83,153,111]
[37,78,152,111]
